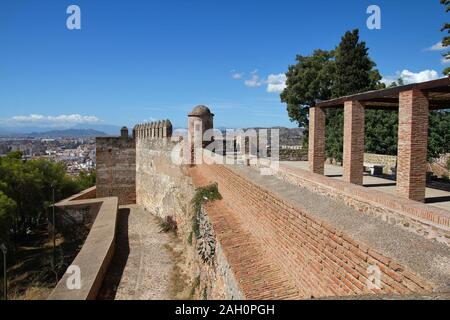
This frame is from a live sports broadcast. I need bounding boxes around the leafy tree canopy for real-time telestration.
[280,49,335,128]
[280,28,449,162]
[0,191,16,244]
[441,0,450,75]
[0,154,96,243]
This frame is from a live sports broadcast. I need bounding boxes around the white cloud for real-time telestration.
[426,41,446,51]
[381,69,440,86]
[244,70,263,87]
[230,70,244,80]
[240,70,287,93]
[7,114,100,125]
[441,56,450,65]
[399,69,439,84]
[266,73,287,93]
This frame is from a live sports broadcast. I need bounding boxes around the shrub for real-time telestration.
[187,232,193,246]
[159,215,177,233]
[191,183,222,239]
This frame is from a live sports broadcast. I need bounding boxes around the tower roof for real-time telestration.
[189,105,214,116]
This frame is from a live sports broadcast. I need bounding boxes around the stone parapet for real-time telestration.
[48,189,118,300]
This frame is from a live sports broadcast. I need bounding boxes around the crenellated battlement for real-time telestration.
[133,119,173,140]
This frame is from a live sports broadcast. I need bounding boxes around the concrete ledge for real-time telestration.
[63,186,97,202]
[47,189,118,300]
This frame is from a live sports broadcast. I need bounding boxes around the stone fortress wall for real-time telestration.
[133,118,244,299]
[93,105,450,300]
[96,127,136,205]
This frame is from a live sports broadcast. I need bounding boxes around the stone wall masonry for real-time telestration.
[135,139,243,299]
[436,153,450,169]
[194,163,449,298]
[136,139,192,221]
[279,148,308,161]
[364,153,397,174]
[193,205,245,300]
[96,137,136,205]
[329,153,447,177]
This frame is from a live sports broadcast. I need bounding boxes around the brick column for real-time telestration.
[308,107,325,174]
[397,89,429,202]
[343,100,365,185]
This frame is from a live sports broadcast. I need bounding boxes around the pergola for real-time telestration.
[308,77,450,202]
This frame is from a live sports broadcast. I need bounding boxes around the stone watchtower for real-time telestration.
[121,126,129,139]
[188,105,214,164]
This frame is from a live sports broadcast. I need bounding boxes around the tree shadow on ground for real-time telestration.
[1,225,86,300]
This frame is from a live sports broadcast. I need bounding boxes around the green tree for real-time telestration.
[364,110,398,156]
[0,154,84,238]
[0,191,16,244]
[332,30,383,98]
[0,154,43,235]
[326,30,384,161]
[280,49,335,129]
[74,170,96,191]
[441,0,450,75]
[428,110,450,160]
[281,29,407,162]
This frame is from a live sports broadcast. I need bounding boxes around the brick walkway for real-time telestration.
[189,164,450,299]
[189,166,304,299]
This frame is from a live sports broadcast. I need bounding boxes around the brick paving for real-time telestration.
[189,163,450,299]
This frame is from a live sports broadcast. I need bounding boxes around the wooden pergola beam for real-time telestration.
[315,77,450,109]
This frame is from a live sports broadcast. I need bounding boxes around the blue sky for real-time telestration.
[0,0,448,130]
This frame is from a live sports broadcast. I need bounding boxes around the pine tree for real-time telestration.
[280,50,335,146]
[440,0,450,75]
[326,29,384,161]
[332,30,381,98]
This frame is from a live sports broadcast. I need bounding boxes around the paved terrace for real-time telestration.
[281,161,450,212]
[310,78,450,203]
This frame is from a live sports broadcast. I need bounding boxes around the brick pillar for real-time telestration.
[397,89,429,202]
[308,107,326,174]
[343,100,365,185]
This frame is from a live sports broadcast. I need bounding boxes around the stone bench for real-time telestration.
[364,163,385,176]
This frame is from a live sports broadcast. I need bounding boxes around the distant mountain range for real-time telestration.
[29,129,107,138]
[0,128,108,138]
[0,123,122,137]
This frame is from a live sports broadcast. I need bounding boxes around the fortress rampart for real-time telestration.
[134,130,243,299]
[96,133,136,205]
[191,160,449,298]
[84,103,450,300]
